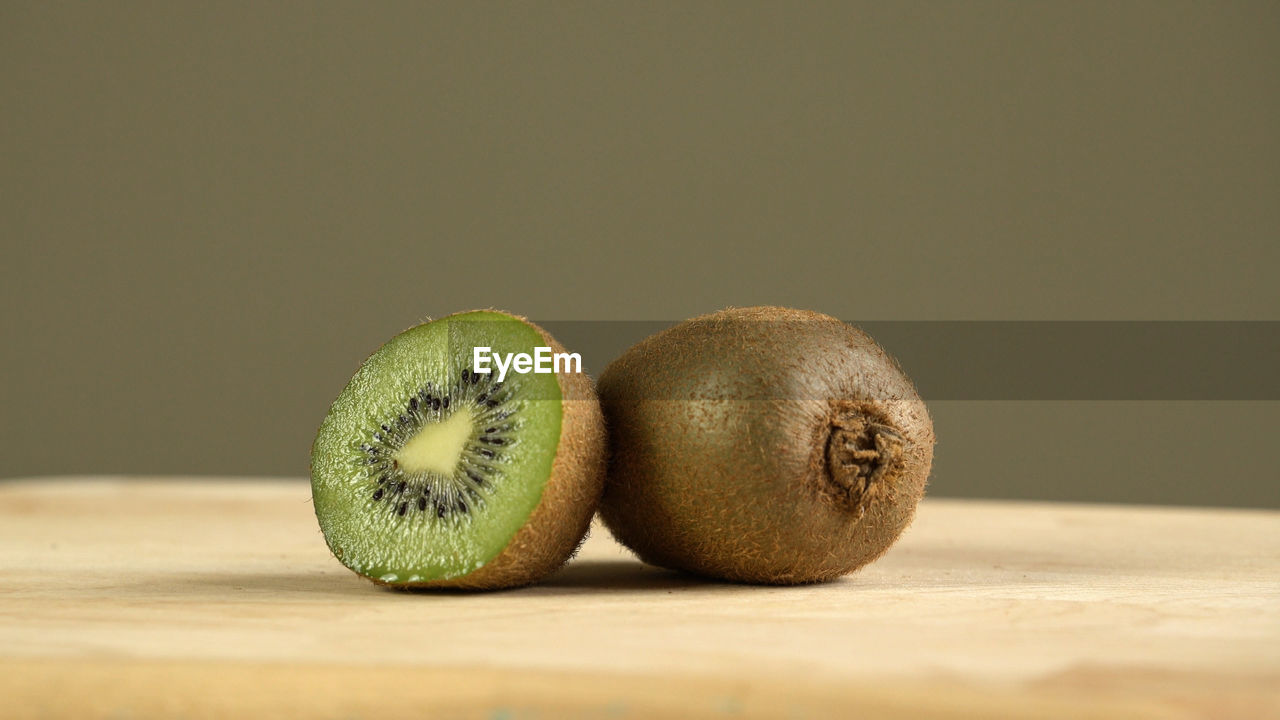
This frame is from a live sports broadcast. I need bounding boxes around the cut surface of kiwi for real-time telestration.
[311,310,604,589]
[597,306,935,585]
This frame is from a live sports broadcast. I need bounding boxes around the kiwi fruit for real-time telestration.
[310,310,605,590]
[597,306,934,585]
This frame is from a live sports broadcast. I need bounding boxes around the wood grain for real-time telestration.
[0,477,1276,719]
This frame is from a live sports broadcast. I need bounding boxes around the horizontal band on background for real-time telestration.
[472,321,1280,401]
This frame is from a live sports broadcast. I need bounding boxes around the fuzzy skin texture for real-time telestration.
[598,306,934,585]
[387,313,606,591]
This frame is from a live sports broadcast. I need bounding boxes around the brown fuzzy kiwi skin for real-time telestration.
[374,311,606,591]
[597,306,934,585]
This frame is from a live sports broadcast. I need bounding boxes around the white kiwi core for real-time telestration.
[393,408,474,475]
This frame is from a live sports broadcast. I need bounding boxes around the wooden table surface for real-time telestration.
[0,477,1276,719]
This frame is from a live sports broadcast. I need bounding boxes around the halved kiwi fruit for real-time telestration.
[310,310,605,590]
[597,306,935,585]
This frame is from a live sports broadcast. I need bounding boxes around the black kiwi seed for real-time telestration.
[442,396,450,409]
[476,393,488,404]
[467,472,484,486]
[397,502,407,516]
[418,497,427,511]
[436,503,447,518]
[461,369,470,383]
[373,488,384,501]
[396,480,407,494]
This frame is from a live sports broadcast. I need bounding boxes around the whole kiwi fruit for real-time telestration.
[310,310,605,590]
[597,306,934,584]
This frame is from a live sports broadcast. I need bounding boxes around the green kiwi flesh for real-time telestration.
[597,306,934,585]
[311,310,604,589]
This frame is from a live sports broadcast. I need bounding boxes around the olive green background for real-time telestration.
[3,2,1277,506]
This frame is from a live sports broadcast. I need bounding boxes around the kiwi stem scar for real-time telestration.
[823,407,906,517]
